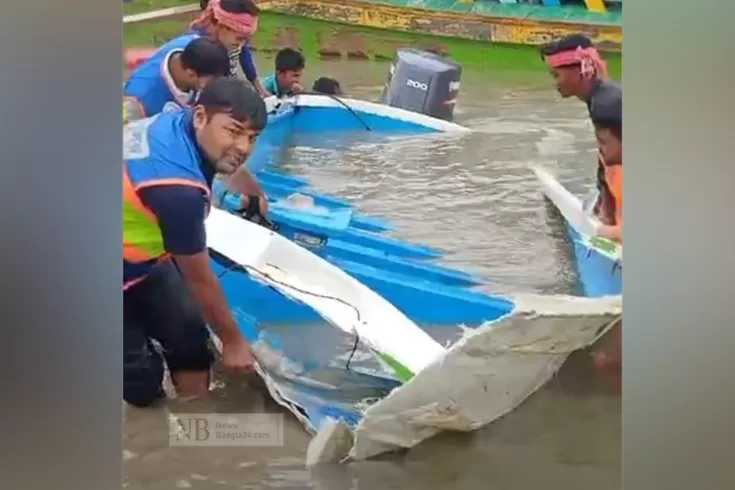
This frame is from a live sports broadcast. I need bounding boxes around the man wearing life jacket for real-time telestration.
[590,87,622,242]
[123,78,266,407]
[541,34,622,225]
[124,37,230,123]
[123,36,269,219]
[191,0,270,98]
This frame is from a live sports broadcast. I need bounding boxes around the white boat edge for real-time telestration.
[265,94,472,133]
[204,207,446,380]
[531,165,622,263]
[306,293,623,464]
[123,5,200,24]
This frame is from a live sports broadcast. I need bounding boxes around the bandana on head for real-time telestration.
[190,0,259,37]
[544,46,608,80]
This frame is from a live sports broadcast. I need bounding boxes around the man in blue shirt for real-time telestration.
[124,35,269,223]
[191,0,270,97]
[123,78,266,407]
[262,48,305,98]
[124,37,230,122]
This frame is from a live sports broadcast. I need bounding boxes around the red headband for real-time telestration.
[544,46,608,80]
[190,0,259,37]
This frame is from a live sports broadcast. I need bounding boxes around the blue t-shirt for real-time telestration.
[262,74,293,98]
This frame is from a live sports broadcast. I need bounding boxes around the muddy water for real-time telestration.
[123,58,621,489]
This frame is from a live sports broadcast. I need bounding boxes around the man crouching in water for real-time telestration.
[590,89,622,243]
[589,89,622,385]
[541,35,622,385]
[541,34,622,226]
[123,78,264,406]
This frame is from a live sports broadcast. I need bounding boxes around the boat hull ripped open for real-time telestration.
[307,294,622,463]
[204,207,621,463]
[532,165,622,297]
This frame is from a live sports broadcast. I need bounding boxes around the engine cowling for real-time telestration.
[380,48,462,122]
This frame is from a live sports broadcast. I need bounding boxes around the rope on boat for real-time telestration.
[297,92,372,132]
[214,256,364,372]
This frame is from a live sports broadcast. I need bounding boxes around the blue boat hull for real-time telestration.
[212,255,506,326]
[213,95,495,324]
[204,94,525,448]
[567,225,622,297]
[214,182,482,287]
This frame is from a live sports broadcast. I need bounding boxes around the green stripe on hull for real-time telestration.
[589,236,617,255]
[376,351,415,383]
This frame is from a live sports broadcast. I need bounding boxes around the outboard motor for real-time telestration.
[380,48,461,122]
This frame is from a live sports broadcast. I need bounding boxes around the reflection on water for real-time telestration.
[124,58,620,489]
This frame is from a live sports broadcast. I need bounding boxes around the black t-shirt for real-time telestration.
[586,79,622,117]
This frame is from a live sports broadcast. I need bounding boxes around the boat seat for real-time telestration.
[268,201,353,236]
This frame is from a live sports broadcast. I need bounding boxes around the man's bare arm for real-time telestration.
[224,166,262,196]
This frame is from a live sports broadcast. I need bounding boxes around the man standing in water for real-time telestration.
[541,34,622,225]
[123,78,265,407]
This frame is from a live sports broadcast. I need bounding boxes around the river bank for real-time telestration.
[122,0,621,77]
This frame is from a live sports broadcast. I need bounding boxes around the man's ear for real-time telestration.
[192,106,208,131]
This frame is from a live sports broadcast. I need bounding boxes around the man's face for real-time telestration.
[193,108,261,174]
[549,65,582,98]
[595,126,622,165]
[277,69,302,90]
[214,24,250,52]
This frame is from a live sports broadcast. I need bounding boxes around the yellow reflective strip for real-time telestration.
[123,199,166,257]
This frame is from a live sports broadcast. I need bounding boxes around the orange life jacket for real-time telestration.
[604,163,622,226]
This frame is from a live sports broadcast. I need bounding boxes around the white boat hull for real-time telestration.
[307,293,622,463]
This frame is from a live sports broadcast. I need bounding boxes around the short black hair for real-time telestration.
[180,38,231,77]
[219,0,259,16]
[540,33,594,59]
[197,77,267,130]
[275,48,305,73]
[312,77,341,95]
[590,89,622,139]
